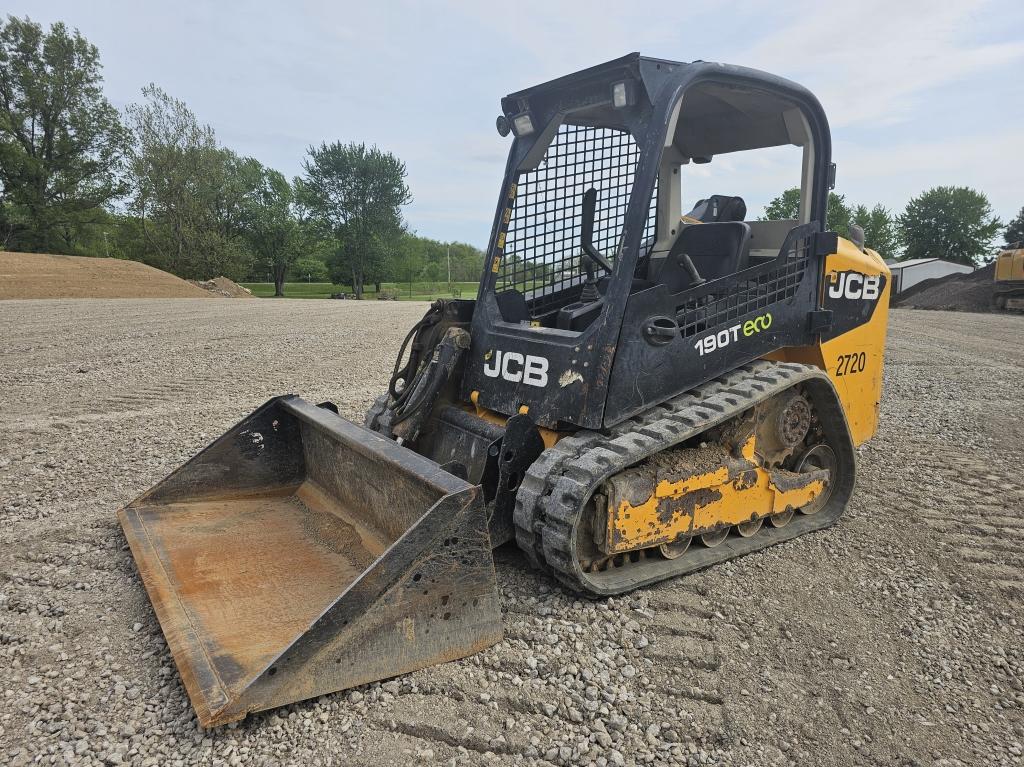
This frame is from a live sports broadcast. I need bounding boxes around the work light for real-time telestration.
[512,112,535,137]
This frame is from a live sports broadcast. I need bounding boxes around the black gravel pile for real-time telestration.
[893,262,995,312]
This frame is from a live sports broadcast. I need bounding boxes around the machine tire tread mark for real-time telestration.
[907,448,1024,595]
[515,361,857,596]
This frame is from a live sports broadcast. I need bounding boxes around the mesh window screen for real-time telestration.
[676,232,813,338]
[497,124,656,317]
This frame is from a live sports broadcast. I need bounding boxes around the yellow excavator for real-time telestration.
[994,242,1024,310]
[118,54,891,726]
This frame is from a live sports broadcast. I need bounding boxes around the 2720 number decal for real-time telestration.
[835,352,867,376]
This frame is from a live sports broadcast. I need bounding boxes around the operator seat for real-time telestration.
[656,221,752,293]
[685,195,747,223]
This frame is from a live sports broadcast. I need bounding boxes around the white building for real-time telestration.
[885,258,974,294]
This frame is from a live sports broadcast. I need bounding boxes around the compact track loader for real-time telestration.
[119,54,891,726]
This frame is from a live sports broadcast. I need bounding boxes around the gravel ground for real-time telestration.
[1,299,1022,767]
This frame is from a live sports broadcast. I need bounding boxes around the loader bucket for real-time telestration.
[117,396,502,727]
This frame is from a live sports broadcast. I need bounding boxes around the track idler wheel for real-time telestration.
[658,535,692,559]
[736,518,763,537]
[700,528,730,547]
[769,509,795,527]
[796,443,837,515]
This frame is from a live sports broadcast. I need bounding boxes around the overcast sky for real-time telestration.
[16,0,1024,247]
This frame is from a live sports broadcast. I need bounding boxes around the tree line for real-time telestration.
[762,187,1021,266]
[0,16,484,297]
[2,16,1021,297]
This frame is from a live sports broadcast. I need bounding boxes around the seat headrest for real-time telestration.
[684,195,747,223]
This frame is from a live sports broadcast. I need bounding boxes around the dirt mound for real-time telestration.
[893,262,995,313]
[189,276,253,298]
[0,251,214,299]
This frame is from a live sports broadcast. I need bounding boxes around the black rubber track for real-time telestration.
[513,361,857,596]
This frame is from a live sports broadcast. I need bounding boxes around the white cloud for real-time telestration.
[15,0,1024,244]
[742,0,1024,128]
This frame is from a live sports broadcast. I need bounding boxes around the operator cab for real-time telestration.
[486,55,829,333]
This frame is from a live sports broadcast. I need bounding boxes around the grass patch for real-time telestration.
[242,282,335,298]
[242,281,480,300]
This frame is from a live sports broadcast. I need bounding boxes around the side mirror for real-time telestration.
[848,224,866,252]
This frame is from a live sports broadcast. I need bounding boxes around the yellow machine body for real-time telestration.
[765,237,891,446]
[994,246,1024,310]
[603,435,826,553]
[601,236,890,555]
[995,246,1024,282]
[473,235,890,557]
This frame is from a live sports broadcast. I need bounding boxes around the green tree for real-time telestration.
[898,186,1002,265]
[0,16,127,252]
[761,188,801,221]
[442,241,485,282]
[98,211,148,261]
[291,255,329,282]
[298,142,411,298]
[1004,207,1024,247]
[0,200,26,249]
[392,240,424,298]
[760,188,852,233]
[238,165,306,296]
[125,84,255,278]
[850,203,899,257]
[388,232,484,283]
[827,193,852,239]
[418,258,445,282]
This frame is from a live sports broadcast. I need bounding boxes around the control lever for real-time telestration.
[677,251,706,287]
[579,188,613,302]
[580,189,614,273]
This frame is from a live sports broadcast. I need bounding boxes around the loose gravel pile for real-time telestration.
[1,300,1022,766]
[188,277,254,298]
[894,263,996,313]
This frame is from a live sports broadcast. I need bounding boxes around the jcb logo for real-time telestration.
[483,350,549,387]
[829,271,880,300]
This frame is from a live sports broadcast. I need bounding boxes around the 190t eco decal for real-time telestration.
[694,312,772,357]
